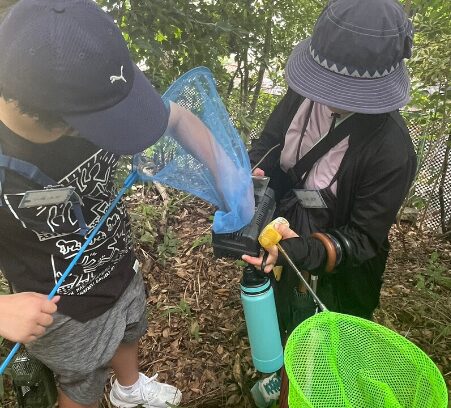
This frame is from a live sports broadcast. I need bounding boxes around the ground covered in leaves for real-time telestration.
[104,185,450,407]
[1,184,450,407]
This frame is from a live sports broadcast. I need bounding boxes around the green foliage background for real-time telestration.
[96,0,449,154]
[97,0,450,230]
[97,0,327,140]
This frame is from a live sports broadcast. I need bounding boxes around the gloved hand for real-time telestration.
[241,222,301,270]
[243,222,327,274]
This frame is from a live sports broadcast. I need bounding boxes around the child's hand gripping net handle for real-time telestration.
[258,218,328,312]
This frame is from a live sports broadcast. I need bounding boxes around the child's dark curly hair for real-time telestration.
[0,88,68,131]
[0,1,67,131]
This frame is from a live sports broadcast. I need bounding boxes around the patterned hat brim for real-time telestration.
[285,39,410,114]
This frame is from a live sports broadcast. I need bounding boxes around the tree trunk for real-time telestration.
[249,10,272,116]
[226,62,241,99]
[240,0,252,107]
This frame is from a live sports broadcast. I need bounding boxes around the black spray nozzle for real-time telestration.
[241,265,268,288]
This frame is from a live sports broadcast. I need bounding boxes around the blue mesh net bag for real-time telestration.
[133,67,254,233]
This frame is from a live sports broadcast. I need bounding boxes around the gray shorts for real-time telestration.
[26,272,148,405]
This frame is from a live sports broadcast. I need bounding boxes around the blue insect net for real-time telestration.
[133,67,255,233]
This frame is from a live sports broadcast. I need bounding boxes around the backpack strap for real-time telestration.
[0,144,88,235]
[0,153,57,187]
[287,113,353,187]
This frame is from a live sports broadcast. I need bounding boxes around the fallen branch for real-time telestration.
[153,181,169,225]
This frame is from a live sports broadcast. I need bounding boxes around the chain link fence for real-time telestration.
[404,116,450,232]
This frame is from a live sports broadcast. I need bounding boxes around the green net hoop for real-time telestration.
[284,311,448,408]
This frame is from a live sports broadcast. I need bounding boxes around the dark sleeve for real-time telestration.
[248,89,303,176]
[279,235,327,272]
[333,122,417,266]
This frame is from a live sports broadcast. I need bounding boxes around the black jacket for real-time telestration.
[249,88,417,318]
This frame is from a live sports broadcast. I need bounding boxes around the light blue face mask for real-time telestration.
[133,66,255,234]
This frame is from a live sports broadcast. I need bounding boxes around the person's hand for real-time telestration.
[0,293,60,343]
[242,222,299,273]
[274,221,299,240]
[252,167,265,177]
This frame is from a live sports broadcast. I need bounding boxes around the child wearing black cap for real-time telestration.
[0,0,230,407]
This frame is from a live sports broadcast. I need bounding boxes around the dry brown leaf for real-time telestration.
[232,354,243,387]
[225,394,241,406]
[91,193,451,408]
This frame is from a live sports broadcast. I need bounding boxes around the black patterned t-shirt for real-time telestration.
[0,123,136,322]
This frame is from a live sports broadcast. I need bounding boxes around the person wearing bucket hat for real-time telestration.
[0,0,234,406]
[243,0,417,406]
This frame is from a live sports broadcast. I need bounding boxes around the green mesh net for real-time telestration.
[284,312,448,408]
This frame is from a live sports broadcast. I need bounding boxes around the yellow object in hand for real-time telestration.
[272,265,283,281]
[258,217,290,250]
[258,218,328,310]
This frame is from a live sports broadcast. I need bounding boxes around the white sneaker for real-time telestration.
[251,372,281,408]
[110,372,182,408]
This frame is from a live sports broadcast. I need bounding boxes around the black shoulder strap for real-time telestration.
[330,113,389,183]
[287,114,355,187]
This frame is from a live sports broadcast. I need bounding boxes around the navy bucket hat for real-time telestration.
[286,0,414,114]
[0,0,168,155]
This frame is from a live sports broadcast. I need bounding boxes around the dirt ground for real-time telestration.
[1,185,450,407]
[105,186,450,407]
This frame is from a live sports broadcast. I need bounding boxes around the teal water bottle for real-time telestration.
[240,266,283,373]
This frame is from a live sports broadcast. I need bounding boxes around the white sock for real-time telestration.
[117,375,141,393]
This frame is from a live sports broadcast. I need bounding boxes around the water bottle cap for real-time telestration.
[241,279,271,294]
[240,266,271,294]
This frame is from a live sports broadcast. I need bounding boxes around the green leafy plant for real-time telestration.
[234,260,247,268]
[426,251,451,287]
[416,251,451,292]
[160,300,201,341]
[161,299,192,319]
[129,203,161,247]
[189,234,212,252]
[157,229,179,266]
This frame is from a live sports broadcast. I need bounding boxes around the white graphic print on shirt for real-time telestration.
[3,150,131,296]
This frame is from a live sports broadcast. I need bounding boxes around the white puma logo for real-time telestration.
[110,65,127,84]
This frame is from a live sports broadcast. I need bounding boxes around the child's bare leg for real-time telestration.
[110,340,140,385]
